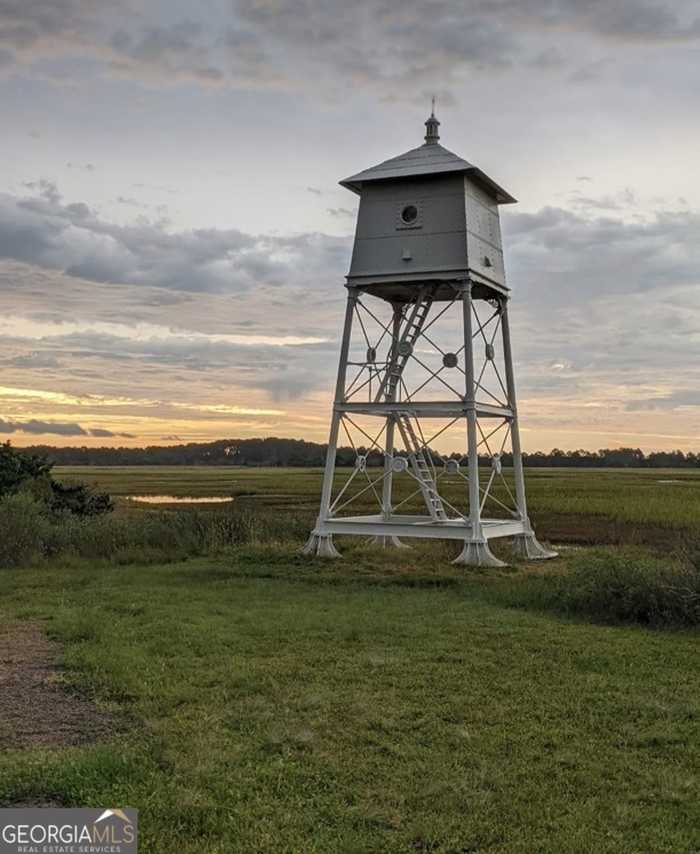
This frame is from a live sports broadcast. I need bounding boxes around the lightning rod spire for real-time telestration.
[424,96,440,145]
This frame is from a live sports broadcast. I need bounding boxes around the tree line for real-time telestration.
[20,438,700,468]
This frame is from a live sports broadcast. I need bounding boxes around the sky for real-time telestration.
[1,0,699,453]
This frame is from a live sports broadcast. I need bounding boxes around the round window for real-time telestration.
[400,204,418,224]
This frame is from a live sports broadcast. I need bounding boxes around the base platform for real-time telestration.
[314,514,527,541]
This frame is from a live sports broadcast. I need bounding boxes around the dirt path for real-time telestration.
[0,621,116,749]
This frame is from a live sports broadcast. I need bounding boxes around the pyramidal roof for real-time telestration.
[340,110,516,204]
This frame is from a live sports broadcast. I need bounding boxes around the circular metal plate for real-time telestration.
[391,457,409,473]
[442,352,458,369]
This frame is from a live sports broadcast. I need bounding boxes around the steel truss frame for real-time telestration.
[304,280,556,565]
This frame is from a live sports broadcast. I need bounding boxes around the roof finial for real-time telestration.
[424,96,440,145]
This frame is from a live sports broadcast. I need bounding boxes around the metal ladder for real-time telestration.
[374,289,447,521]
[374,292,434,404]
[395,413,447,521]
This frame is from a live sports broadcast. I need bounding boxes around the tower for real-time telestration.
[304,109,556,566]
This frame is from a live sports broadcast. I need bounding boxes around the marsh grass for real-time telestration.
[0,492,310,569]
[55,464,700,531]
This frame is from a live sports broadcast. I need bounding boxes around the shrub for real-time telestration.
[0,443,112,517]
[49,482,114,516]
[547,553,700,628]
[0,442,52,494]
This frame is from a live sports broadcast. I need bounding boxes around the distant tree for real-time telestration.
[18,437,700,469]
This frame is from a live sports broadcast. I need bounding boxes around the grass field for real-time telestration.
[1,466,699,852]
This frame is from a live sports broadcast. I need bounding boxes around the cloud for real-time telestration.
[0,417,86,436]
[529,47,566,69]
[0,416,134,437]
[503,204,700,301]
[88,427,135,437]
[624,390,700,411]
[2,0,697,95]
[326,207,355,218]
[9,351,61,369]
[0,181,351,294]
[567,187,637,211]
[497,199,700,445]
[470,0,700,43]
[108,19,224,84]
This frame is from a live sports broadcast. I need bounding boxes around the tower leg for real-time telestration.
[454,282,506,568]
[500,298,557,561]
[370,302,410,549]
[304,287,358,559]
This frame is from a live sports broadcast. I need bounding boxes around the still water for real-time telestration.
[127,495,234,504]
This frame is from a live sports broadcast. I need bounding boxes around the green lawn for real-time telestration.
[1,545,699,853]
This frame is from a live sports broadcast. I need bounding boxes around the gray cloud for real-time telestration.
[0,417,86,436]
[503,204,700,301]
[108,19,224,84]
[88,427,135,438]
[0,417,134,437]
[1,0,697,95]
[568,188,637,211]
[9,351,61,368]
[625,391,700,411]
[0,182,351,294]
[13,326,338,404]
[326,207,355,218]
[472,0,700,43]
[529,47,566,69]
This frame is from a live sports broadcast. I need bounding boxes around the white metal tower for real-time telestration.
[304,110,556,566]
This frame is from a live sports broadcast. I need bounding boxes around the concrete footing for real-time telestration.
[452,539,506,567]
[301,533,342,559]
[511,533,558,561]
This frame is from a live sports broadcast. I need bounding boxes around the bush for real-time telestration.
[0,442,52,494]
[0,442,112,517]
[547,553,700,628]
[49,481,114,516]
